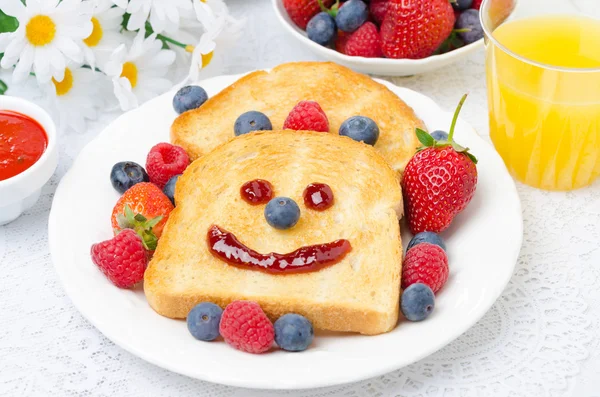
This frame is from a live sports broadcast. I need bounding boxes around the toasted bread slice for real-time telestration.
[145,130,403,335]
[171,62,423,173]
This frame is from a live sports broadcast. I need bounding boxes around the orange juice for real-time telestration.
[486,15,600,190]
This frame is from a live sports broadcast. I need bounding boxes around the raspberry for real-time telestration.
[345,22,382,58]
[146,143,189,189]
[472,0,483,10]
[283,101,329,132]
[90,229,148,288]
[219,301,274,354]
[335,31,349,54]
[402,243,449,293]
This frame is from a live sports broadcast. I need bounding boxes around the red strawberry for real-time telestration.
[402,94,478,234]
[283,0,334,29]
[146,142,189,189]
[402,243,449,293]
[472,0,483,10]
[345,22,382,57]
[380,0,455,59]
[91,229,148,288]
[283,101,329,132]
[111,182,174,247]
[370,0,389,25]
[335,30,349,54]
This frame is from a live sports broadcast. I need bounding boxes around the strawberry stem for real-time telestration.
[318,0,339,17]
[448,94,468,143]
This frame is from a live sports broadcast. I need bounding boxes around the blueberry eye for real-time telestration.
[240,179,273,205]
[303,183,334,211]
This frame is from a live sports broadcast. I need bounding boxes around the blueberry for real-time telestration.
[407,231,446,252]
[274,314,314,352]
[430,130,449,141]
[335,0,368,33]
[452,0,473,11]
[456,9,484,45]
[265,197,301,230]
[307,12,336,46]
[163,174,181,205]
[173,85,208,114]
[234,111,273,136]
[339,116,380,145]
[110,161,149,194]
[187,302,223,341]
[401,283,435,322]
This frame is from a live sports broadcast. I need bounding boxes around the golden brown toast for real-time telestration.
[171,62,423,173]
[145,130,404,335]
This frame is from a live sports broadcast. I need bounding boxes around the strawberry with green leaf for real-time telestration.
[402,94,478,234]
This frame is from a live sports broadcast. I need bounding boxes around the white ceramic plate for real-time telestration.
[49,72,522,390]
[272,0,484,76]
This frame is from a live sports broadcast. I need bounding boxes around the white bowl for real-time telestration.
[272,0,484,76]
[0,96,58,225]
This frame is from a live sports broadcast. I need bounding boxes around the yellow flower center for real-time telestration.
[52,68,74,96]
[202,51,214,68]
[84,17,103,47]
[121,62,138,88]
[26,15,56,46]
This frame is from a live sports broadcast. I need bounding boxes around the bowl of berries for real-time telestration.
[274,0,486,76]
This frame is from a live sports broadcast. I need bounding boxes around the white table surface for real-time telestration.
[1,1,599,396]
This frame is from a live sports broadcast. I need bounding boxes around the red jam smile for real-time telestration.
[303,183,334,211]
[0,111,47,181]
[207,225,352,274]
[240,179,274,205]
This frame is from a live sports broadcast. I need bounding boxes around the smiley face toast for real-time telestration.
[144,130,403,335]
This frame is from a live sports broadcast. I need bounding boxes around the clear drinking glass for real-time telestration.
[481,0,600,190]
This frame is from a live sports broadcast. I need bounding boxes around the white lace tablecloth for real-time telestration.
[1,1,599,396]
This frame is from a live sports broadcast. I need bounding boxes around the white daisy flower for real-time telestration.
[82,0,126,70]
[0,0,93,84]
[193,0,228,27]
[113,0,193,34]
[43,65,106,133]
[104,30,175,111]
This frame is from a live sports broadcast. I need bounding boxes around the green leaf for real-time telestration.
[415,128,435,147]
[450,142,467,153]
[134,213,148,223]
[0,79,7,95]
[466,152,478,164]
[145,215,163,229]
[0,10,18,34]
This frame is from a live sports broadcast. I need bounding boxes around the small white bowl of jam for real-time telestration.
[0,96,58,225]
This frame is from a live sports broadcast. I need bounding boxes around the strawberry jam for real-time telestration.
[207,225,351,274]
[303,183,334,211]
[0,111,47,181]
[240,179,273,205]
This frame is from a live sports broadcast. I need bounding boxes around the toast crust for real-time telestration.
[171,62,423,173]
[145,131,404,335]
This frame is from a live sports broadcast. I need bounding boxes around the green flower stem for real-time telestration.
[156,33,188,49]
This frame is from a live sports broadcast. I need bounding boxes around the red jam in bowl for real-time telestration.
[303,183,334,211]
[240,179,274,205]
[0,111,47,181]
[207,225,352,274]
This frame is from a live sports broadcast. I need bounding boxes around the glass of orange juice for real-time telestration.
[482,0,600,190]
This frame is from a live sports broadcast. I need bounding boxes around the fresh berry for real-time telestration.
[472,0,483,10]
[452,0,473,11]
[456,9,484,44]
[234,111,273,136]
[401,283,435,321]
[339,115,380,145]
[163,174,181,205]
[90,229,148,288]
[344,22,382,57]
[173,85,208,114]
[335,30,349,53]
[402,94,478,234]
[402,243,449,293]
[381,0,455,59]
[265,197,301,230]
[283,100,329,132]
[369,0,389,25]
[219,301,274,354]
[274,314,314,352]
[307,12,337,46]
[407,231,446,252]
[146,143,190,189]
[335,0,368,33]
[430,130,449,141]
[187,302,223,341]
[110,161,149,194]
[283,0,334,29]
[111,182,174,244]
